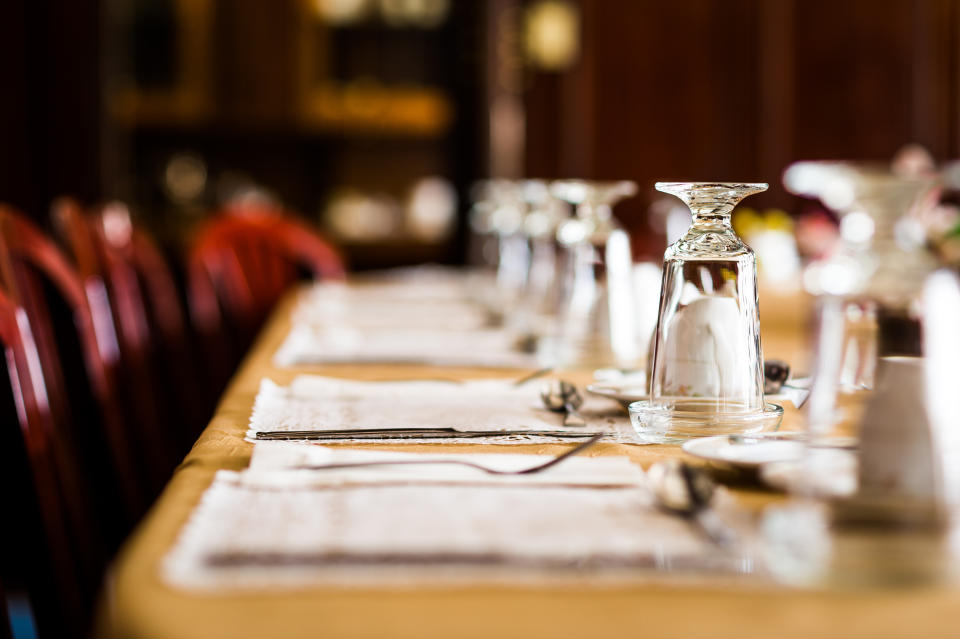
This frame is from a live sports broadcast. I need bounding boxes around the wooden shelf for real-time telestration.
[298,84,453,137]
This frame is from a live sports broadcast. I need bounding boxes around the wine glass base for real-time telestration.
[627,399,783,444]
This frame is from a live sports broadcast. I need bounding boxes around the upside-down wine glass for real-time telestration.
[508,180,569,350]
[467,180,503,311]
[547,180,638,368]
[486,180,529,320]
[629,182,783,443]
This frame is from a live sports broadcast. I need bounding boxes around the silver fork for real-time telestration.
[294,433,604,475]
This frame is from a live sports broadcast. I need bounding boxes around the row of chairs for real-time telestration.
[0,201,344,637]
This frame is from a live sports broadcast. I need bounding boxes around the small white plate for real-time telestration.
[585,382,648,408]
[682,435,806,470]
[588,383,809,410]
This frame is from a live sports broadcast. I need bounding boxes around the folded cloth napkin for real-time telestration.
[246,376,634,444]
[244,441,646,487]
[163,447,747,590]
[273,324,536,368]
[292,282,492,331]
[337,265,472,300]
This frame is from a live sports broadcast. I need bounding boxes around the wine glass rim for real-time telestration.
[654,181,768,189]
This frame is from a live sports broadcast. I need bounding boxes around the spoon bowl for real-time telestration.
[648,459,735,546]
[540,380,587,426]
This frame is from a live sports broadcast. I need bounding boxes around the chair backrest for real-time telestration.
[0,282,100,636]
[97,202,207,454]
[188,204,345,332]
[0,205,144,522]
[186,204,345,390]
[53,199,200,485]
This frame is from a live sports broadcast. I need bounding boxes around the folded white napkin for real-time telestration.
[245,441,646,487]
[292,283,491,331]
[275,278,535,368]
[246,376,634,444]
[273,324,536,368]
[162,448,735,590]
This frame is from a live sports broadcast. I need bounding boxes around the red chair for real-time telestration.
[0,283,102,636]
[53,199,202,479]
[0,205,145,523]
[187,205,345,392]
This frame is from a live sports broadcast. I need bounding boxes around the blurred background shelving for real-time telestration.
[4,0,960,267]
[103,0,482,267]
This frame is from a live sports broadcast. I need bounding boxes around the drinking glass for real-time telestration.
[783,163,938,481]
[629,182,783,443]
[508,180,569,349]
[547,179,638,368]
[466,180,503,312]
[467,181,498,270]
[485,180,529,320]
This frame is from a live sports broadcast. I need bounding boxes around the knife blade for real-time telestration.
[255,429,604,440]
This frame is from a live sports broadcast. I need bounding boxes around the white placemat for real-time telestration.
[246,376,636,444]
[273,324,537,368]
[291,282,492,331]
[245,441,646,486]
[275,276,535,368]
[163,446,750,590]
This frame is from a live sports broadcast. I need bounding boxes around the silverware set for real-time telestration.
[539,379,587,427]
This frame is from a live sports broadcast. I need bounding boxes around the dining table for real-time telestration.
[96,280,960,639]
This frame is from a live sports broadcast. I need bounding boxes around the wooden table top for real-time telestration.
[96,286,960,639]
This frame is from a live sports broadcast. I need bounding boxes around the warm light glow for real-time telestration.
[312,0,371,25]
[524,0,580,71]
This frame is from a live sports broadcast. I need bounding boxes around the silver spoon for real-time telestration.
[540,380,587,427]
[763,359,791,394]
[647,459,736,547]
[295,433,604,475]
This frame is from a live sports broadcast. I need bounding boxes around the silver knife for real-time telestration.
[255,428,604,440]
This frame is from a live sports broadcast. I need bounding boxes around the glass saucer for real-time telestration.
[628,399,783,444]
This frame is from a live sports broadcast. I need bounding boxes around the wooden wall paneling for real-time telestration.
[954,0,960,157]
[792,0,917,161]
[756,0,795,207]
[910,0,955,159]
[523,70,563,178]
[524,0,960,235]
[0,0,32,213]
[558,0,596,179]
[0,0,102,218]
[586,0,759,247]
[215,0,299,125]
[487,0,526,178]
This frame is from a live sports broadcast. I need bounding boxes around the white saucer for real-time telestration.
[589,384,809,410]
[585,382,648,409]
[682,435,805,471]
